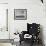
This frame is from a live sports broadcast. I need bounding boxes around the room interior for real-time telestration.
[0,0,46,46]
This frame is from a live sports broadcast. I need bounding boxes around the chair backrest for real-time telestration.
[27,23,40,35]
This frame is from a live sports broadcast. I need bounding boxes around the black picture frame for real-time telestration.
[14,9,27,20]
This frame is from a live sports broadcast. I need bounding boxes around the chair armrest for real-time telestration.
[22,31,28,35]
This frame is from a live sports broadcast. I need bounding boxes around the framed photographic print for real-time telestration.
[14,9,27,20]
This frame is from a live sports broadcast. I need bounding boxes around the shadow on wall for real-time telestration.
[40,25,45,46]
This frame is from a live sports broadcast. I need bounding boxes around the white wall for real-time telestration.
[8,0,46,45]
[8,0,43,36]
[8,0,46,46]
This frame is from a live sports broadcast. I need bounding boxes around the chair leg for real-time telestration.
[20,41,21,45]
[30,39,34,46]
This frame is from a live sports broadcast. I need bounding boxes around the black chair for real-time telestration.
[19,23,40,46]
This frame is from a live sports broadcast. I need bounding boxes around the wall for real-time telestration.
[8,0,45,44]
[8,0,44,37]
[8,0,46,45]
